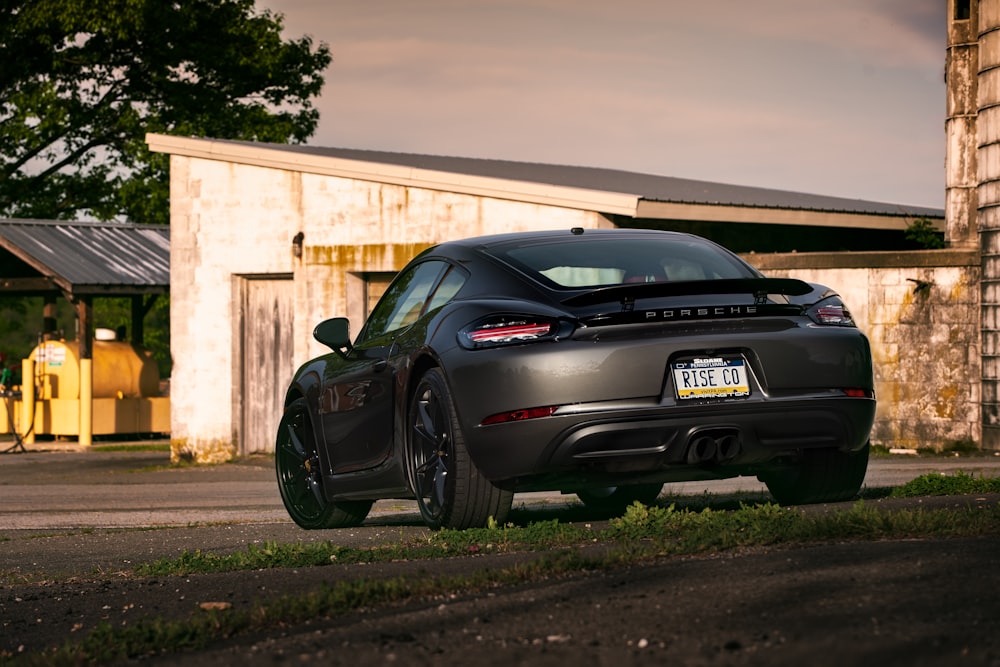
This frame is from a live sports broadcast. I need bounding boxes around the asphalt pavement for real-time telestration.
[2,438,999,531]
[3,439,1000,617]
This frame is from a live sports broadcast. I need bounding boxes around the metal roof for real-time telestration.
[146,134,944,230]
[272,144,944,218]
[0,219,170,296]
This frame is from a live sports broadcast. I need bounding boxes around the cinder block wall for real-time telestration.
[168,157,612,461]
[749,250,981,450]
[169,152,983,458]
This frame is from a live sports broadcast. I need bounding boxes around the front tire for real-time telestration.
[760,442,870,505]
[275,397,373,529]
[576,483,663,514]
[408,368,513,530]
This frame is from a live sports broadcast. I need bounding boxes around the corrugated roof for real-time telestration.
[0,219,169,296]
[265,143,945,219]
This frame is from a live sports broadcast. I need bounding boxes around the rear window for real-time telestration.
[486,237,757,289]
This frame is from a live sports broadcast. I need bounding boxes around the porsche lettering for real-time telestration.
[645,305,757,320]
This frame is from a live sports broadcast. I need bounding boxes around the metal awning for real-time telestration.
[0,219,169,297]
[0,219,171,449]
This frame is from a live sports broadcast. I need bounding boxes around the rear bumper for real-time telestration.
[466,395,876,487]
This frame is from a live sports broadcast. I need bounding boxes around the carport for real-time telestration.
[0,219,169,447]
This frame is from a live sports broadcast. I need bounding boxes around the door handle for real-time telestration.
[373,359,388,372]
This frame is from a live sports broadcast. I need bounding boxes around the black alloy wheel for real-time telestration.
[275,397,373,529]
[408,368,513,530]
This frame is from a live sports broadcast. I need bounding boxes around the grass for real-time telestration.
[90,443,171,453]
[890,470,1000,497]
[7,471,1000,666]
[130,474,1000,578]
[869,440,989,457]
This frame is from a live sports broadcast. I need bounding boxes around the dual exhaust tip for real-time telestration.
[686,429,741,465]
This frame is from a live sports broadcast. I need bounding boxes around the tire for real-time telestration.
[760,442,870,505]
[407,368,513,530]
[275,397,373,529]
[576,483,663,514]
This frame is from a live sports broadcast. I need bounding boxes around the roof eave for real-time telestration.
[635,200,943,231]
[146,133,641,217]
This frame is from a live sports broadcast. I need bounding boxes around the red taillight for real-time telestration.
[459,315,565,349]
[809,302,856,326]
[467,322,553,344]
[480,406,558,426]
[842,388,873,398]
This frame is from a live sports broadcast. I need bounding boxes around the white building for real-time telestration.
[146,134,953,462]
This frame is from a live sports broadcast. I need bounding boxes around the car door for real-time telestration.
[318,261,449,473]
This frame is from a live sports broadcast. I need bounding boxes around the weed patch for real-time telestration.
[891,471,1000,497]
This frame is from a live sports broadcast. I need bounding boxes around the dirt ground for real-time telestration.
[3,517,999,665]
[151,536,1000,667]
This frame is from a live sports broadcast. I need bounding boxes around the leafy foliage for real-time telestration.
[904,217,946,249]
[0,297,35,368]
[0,0,331,223]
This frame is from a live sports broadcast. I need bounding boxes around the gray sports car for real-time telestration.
[276,228,875,530]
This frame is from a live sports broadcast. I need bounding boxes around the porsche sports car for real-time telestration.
[276,228,875,530]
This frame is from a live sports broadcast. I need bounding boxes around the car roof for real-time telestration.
[436,227,695,251]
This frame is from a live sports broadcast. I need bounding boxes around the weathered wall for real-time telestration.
[749,250,981,450]
[168,157,611,462]
[170,156,982,461]
[977,0,1000,450]
[291,171,613,364]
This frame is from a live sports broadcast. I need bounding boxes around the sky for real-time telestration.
[258,0,947,209]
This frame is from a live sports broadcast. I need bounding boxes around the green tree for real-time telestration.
[0,0,331,224]
[904,217,946,249]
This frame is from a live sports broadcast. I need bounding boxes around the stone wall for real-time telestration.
[748,249,982,450]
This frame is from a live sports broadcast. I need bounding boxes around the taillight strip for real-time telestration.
[468,323,553,342]
[842,388,874,398]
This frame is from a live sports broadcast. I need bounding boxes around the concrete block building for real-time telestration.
[147,134,954,462]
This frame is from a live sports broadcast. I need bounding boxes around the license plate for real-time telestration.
[672,357,750,400]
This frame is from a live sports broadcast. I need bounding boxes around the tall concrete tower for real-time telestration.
[946,0,977,249]
[948,0,1000,449]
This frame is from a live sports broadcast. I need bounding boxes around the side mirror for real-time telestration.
[313,318,352,357]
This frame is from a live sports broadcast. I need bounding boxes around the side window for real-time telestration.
[360,261,447,341]
[425,266,468,313]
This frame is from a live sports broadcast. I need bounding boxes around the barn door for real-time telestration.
[236,274,294,455]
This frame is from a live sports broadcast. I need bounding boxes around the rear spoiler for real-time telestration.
[562,278,814,307]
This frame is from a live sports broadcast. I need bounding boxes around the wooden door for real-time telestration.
[236,275,294,455]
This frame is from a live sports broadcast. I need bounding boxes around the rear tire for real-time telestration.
[576,483,663,514]
[761,442,870,505]
[408,368,513,530]
[275,398,373,529]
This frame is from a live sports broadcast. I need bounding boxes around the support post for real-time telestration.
[20,357,35,445]
[77,297,93,447]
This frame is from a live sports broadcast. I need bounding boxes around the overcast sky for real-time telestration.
[258,0,946,209]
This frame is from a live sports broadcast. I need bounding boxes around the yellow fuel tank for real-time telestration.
[30,339,160,400]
